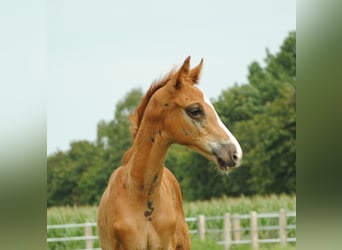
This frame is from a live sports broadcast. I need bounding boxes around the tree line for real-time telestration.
[47,31,296,206]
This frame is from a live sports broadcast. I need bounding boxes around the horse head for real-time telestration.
[145,56,242,172]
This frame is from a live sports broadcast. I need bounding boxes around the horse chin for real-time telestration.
[202,152,234,174]
[214,158,231,173]
[214,155,241,174]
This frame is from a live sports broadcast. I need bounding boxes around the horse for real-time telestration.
[97,56,242,250]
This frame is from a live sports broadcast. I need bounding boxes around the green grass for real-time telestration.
[183,194,296,216]
[191,235,222,250]
[228,244,296,250]
[47,205,97,225]
[190,235,296,250]
[47,195,296,250]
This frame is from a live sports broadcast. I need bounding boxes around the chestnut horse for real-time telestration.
[97,57,242,250]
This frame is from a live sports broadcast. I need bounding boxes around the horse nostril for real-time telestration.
[232,152,239,161]
[231,151,241,167]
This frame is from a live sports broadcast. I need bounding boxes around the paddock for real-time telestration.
[48,209,296,250]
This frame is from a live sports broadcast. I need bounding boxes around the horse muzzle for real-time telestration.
[210,142,242,171]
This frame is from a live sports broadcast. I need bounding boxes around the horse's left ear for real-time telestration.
[174,56,191,89]
[189,58,204,84]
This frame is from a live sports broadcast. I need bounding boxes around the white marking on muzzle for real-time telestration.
[203,94,243,159]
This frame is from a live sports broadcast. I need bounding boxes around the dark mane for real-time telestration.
[122,69,176,164]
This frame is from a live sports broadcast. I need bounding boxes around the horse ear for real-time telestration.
[189,58,203,84]
[179,56,191,75]
[174,56,191,89]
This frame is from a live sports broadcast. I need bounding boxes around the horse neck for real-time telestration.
[127,121,170,197]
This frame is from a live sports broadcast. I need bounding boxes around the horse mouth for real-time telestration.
[214,155,235,171]
[190,144,241,171]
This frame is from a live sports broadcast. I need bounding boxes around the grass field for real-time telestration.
[47,194,296,250]
[190,236,296,250]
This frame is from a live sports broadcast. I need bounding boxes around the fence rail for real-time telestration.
[47,209,296,250]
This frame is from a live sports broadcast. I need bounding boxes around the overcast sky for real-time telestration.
[46,0,296,155]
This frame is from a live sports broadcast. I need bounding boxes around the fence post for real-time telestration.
[232,214,241,242]
[279,209,287,248]
[198,215,206,241]
[85,222,93,250]
[224,213,232,250]
[250,211,259,250]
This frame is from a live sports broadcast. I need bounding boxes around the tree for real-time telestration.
[47,31,296,205]
[245,84,296,194]
[79,88,144,204]
[165,144,193,199]
[182,31,296,199]
[47,151,76,206]
[48,89,143,206]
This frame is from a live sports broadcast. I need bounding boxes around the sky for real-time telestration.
[46,0,296,155]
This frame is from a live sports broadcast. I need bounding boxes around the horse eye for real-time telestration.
[185,104,204,119]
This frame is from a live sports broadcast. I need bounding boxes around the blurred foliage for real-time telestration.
[47,31,296,206]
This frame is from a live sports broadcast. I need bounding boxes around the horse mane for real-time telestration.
[122,68,177,165]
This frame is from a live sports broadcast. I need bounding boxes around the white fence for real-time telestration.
[47,209,296,250]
